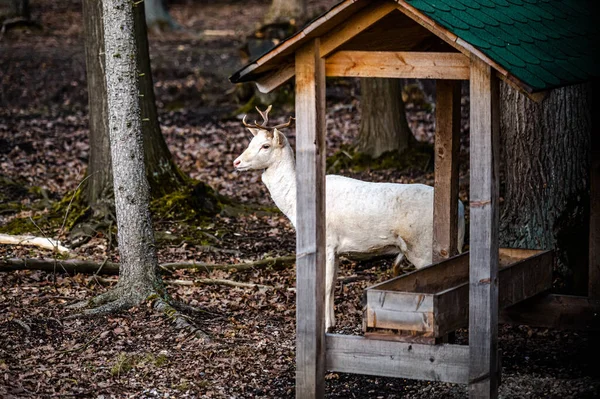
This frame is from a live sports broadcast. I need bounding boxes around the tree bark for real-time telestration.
[144,0,178,32]
[82,0,112,212]
[82,0,186,211]
[0,0,29,20]
[264,0,306,25]
[103,0,163,302]
[499,82,591,294]
[356,78,413,158]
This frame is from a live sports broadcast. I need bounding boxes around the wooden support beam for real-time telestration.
[326,334,470,383]
[255,63,294,94]
[590,79,600,298]
[433,80,461,262]
[325,51,470,80]
[500,294,600,331]
[295,39,327,399]
[468,56,500,398]
[320,0,397,58]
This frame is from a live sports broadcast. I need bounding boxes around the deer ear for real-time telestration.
[247,128,260,137]
[273,128,285,147]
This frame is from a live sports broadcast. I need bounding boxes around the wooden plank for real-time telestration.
[468,55,500,398]
[325,51,470,80]
[367,251,470,294]
[295,39,327,399]
[500,294,600,331]
[326,334,470,383]
[255,63,294,94]
[320,0,398,58]
[365,307,434,331]
[590,78,600,298]
[433,80,461,262]
[434,250,552,337]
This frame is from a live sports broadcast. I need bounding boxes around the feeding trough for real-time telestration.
[363,248,554,343]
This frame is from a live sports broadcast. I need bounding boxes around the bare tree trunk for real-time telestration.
[264,0,306,25]
[82,0,186,212]
[144,0,178,32]
[0,0,29,20]
[82,0,112,212]
[356,78,413,158]
[103,0,163,304]
[499,82,591,294]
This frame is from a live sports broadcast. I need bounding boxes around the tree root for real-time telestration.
[64,286,212,341]
[152,296,211,341]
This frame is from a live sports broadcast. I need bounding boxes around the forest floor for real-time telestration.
[1,0,599,398]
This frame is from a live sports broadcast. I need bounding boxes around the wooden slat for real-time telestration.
[367,251,470,294]
[320,0,398,58]
[500,294,600,331]
[295,39,327,399]
[325,51,470,79]
[468,55,500,398]
[326,334,470,383]
[590,78,600,298]
[433,80,461,262]
[255,63,294,94]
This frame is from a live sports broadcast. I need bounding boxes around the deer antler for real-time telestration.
[255,105,272,126]
[242,105,293,130]
[272,116,295,130]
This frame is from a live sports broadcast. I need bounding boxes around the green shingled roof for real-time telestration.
[405,0,599,91]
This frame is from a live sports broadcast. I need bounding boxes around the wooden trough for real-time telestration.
[363,248,554,343]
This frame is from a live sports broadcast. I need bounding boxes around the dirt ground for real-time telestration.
[1,1,599,398]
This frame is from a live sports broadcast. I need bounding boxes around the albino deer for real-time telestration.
[233,106,465,330]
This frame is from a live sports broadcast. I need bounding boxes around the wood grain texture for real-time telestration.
[325,51,469,79]
[295,39,327,399]
[590,78,600,298]
[500,294,600,331]
[468,55,500,399]
[364,249,552,338]
[320,0,397,58]
[326,334,469,383]
[433,80,461,262]
[255,63,294,94]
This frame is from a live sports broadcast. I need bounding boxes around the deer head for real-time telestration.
[233,106,294,171]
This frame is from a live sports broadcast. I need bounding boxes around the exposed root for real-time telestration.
[65,287,121,310]
[153,297,211,342]
[65,287,212,341]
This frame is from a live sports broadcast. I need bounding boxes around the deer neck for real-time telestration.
[261,146,297,228]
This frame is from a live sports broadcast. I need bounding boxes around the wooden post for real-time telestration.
[295,38,327,399]
[468,57,500,398]
[433,80,461,262]
[590,78,600,299]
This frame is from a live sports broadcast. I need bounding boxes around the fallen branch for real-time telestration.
[169,278,275,290]
[0,255,296,275]
[0,233,70,254]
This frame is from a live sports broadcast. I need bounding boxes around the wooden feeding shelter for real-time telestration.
[230,1,599,398]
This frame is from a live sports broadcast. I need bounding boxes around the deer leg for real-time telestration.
[325,248,338,331]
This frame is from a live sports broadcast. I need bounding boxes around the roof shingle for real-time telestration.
[406,0,600,91]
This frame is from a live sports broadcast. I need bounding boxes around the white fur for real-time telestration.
[234,128,465,329]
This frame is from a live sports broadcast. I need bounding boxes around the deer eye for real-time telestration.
[262,144,271,150]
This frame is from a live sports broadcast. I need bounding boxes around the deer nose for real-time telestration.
[233,159,241,168]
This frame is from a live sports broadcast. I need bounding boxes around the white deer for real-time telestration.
[233,106,465,330]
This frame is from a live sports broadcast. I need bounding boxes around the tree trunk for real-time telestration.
[82,0,112,212]
[356,78,413,158]
[0,0,29,20]
[499,82,591,294]
[264,0,306,25]
[103,0,163,301]
[82,0,186,212]
[144,0,178,32]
